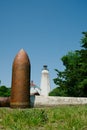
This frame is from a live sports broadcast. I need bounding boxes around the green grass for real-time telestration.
[0,105,87,130]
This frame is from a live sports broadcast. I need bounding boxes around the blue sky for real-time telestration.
[0,0,87,89]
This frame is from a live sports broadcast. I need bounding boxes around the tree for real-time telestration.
[0,86,11,97]
[81,32,87,48]
[50,32,87,97]
[49,87,67,96]
[0,80,1,85]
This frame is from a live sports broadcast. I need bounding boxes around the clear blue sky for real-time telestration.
[0,0,87,89]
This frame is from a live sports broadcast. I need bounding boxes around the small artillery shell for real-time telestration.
[10,49,30,108]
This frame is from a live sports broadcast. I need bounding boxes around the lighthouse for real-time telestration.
[40,65,51,96]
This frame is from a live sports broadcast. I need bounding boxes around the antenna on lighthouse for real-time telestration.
[40,65,51,96]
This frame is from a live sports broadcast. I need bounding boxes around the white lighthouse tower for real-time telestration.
[40,65,51,96]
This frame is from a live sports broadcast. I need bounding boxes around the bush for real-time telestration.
[0,86,11,97]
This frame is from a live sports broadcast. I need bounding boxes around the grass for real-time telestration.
[0,105,87,130]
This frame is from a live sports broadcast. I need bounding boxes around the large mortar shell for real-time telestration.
[0,97,10,107]
[10,49,30,108]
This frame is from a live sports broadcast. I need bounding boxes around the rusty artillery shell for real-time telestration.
[10,49,30,108]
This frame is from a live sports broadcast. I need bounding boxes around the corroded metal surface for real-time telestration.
[0,97,10,107]
[10,49,30,108]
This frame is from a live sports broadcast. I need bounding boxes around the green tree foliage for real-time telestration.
[49,32,87,97]
[0,86,11,97]
[49,87,67,96]
[0,80,1,85]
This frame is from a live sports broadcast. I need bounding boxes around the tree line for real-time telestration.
[49,32,87,97]
[0,86,11,97]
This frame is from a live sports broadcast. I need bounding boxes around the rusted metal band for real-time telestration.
[10,102,29,106]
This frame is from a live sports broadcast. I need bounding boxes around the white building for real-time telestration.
[30,81,41,95]
[40,65,51,96]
